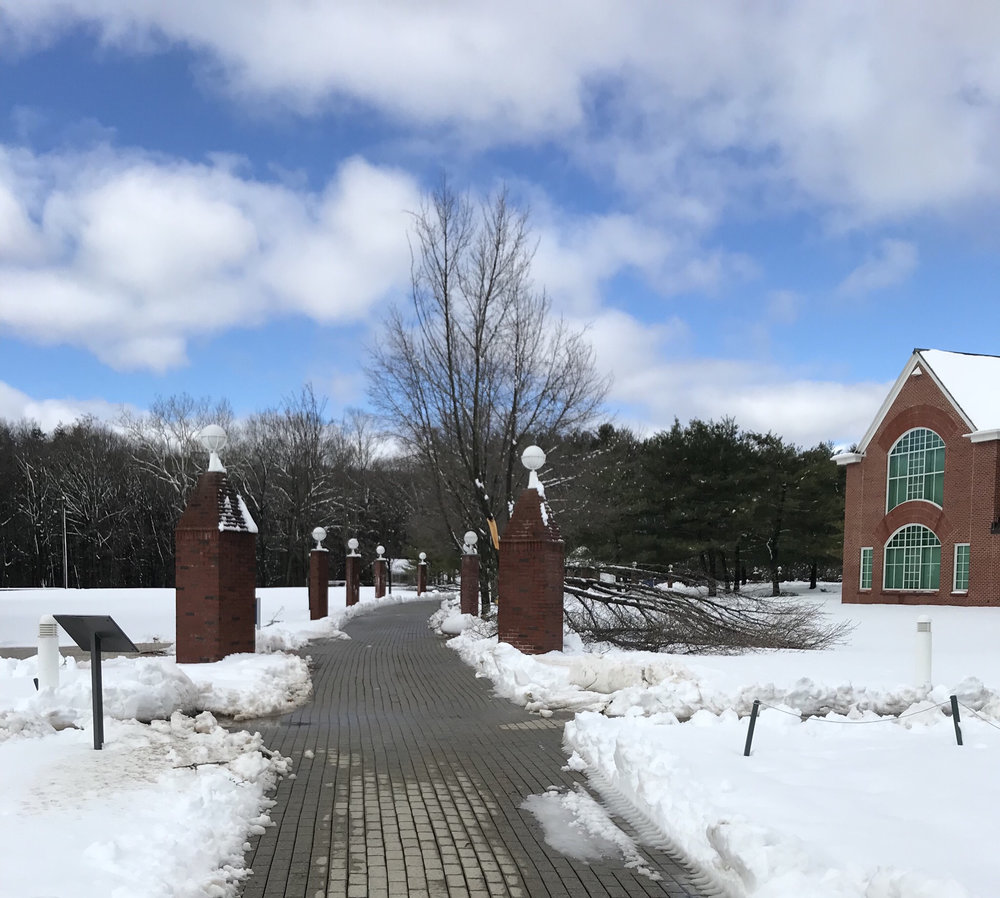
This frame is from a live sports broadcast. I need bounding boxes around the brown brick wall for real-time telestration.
[175,528,256,663]
[841,366,1000,606]
[374,558,387,599]
[498,488,564,654]
[309,549,329,619]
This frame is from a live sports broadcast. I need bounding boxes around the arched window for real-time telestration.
[883,524,940,590]
[887,428,944,511]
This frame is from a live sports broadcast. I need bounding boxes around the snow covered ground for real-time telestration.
[3,582,998,897]
[441,584,1000,897]
[0,584,420,898]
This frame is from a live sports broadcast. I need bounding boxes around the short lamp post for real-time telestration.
[374,544,388,599]
[346,538,361,607]
[460,531,479,616]
[309,526,329,620]
[417,551,428,595]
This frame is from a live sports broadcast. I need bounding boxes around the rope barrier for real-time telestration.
[752,698,952,724]
[743,695,1000,754]
[957,701,1000,733]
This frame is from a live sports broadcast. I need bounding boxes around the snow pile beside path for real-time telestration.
[0,711,291,898]
[446,584,1000,897]
[181,652,313,720]
[428,597,481,636]
[565,709,981,898]
[1,650,314,736]
[448,627,1000,720]
[256,616,350,653]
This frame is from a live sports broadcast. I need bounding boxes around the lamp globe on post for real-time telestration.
[419,551,427,563]
[521,444,546,489]
[376,545,385,559]
[348,537,360,556]
[464,530,478,554]
[199,424,228,473]
[312,527,327,550]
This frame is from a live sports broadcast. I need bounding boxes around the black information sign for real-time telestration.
[53,615,138,750]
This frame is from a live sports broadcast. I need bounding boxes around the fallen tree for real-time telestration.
[563,566,851,654]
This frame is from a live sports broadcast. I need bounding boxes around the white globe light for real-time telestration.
[464,530,478,547]
[198,424,227,453]
[348,537,359,552]
[376,545,385,557]
[311,526,327,546]
[521,444,546,471]
[419,551,427,562]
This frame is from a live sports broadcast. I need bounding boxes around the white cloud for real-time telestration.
[0,146,420,371]
[7,2,998,227]
[0,380,130,431]
[579,307,888,445]
[837,239,918,297]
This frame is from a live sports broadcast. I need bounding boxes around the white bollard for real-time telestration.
[916,615,932,687]
[37,614,61,690]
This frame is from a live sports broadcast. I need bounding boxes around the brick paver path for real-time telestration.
[239,600,711,898]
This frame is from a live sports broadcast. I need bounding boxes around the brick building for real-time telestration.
[836,348,1000,606]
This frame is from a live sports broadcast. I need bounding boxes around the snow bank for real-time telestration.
[0,711,291,898]
[447,582,1000,897]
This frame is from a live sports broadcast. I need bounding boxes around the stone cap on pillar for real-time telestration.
[177,472,259,534]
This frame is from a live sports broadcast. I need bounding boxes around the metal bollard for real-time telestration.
[743,699,761,756]
[950,695,963,746]
[36,614,61,691]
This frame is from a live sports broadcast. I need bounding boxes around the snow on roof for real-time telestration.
[856,348,1000,452]
[918,349,1000,431]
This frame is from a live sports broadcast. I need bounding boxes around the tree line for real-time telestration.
[0,389,414,590]
[0,401,843,594]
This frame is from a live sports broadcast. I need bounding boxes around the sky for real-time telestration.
[3,3,1000,447]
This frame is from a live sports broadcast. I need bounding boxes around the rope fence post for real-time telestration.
[743,699,761,756]
[950,695,963,746]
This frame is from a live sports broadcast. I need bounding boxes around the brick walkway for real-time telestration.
[238,600,712,898]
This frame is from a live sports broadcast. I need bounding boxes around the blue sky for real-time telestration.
[3,3,1000,447]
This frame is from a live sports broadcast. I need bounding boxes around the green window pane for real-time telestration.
[954,544,970,591]
[887,429,945,511]
[883,525,941,590]
[860,547,873,589]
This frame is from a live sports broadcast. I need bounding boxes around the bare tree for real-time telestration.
[564,571,852,653]
[369,182,608,612]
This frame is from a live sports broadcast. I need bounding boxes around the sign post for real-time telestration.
[53,615,137,750]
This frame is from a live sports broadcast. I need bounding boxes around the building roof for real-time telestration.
[856,349,1000,454]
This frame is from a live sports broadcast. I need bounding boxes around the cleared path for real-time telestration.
[238,600,710,898]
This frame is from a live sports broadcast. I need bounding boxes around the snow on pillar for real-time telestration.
[175,426,258,664]
[498,446,564,654]
[461,531,480,616]
[374,545,387,599]
[309,527,329,620]
[345,538,361,607]
[417,552,428,595]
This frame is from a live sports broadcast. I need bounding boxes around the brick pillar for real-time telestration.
[175,471,257,664]
[498,481,564,655]
[417,556,427,595]
[345,553,360,607]
[460,552,480,615]
[309,549,329,619]
[374,556,387,599]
